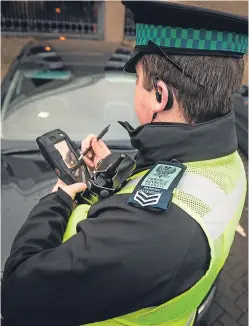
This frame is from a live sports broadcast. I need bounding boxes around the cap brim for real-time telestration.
[123,50,141,73]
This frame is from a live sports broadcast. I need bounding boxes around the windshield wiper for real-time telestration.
[1,142,81,156]
[1,140,136,157]
[1,148,40,156]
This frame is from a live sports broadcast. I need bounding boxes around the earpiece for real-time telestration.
[156,89,162,103]
[153,77,173,110]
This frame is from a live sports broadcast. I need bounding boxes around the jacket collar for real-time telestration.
[119,112,238,169]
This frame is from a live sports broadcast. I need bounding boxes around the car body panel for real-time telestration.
[1,153,56,267]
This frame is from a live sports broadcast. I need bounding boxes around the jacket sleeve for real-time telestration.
[1,190,161,326]
[2,188,209,326]
[2,188,73,279]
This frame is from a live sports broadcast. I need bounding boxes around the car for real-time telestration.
[1,39,247,325]
[1,39,139,267]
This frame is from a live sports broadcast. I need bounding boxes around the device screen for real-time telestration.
[55,140,78,168]
[54,140,85,182]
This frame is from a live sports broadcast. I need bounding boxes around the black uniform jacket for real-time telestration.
[1,112,238,326]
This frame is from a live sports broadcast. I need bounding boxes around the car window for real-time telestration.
[3,68,73,109]
[2,42,139,143]
[2,69,138,143]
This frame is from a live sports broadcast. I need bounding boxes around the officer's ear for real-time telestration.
[153,79,174,113]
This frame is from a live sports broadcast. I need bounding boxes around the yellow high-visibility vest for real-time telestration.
[63,151,247,326]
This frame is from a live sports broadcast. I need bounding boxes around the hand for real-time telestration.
[52,179,86,200]
[81,134,111,170]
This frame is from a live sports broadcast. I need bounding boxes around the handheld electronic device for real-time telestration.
[36,129,89,185]
[36,128,136,205]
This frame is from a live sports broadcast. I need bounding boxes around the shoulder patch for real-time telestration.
[128,161,186,212]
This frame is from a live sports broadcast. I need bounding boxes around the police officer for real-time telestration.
[2,2,248,326]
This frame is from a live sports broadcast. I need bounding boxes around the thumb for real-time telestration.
[65,183,87,200]
[68,183,87,193]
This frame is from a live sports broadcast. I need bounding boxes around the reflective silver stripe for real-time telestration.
[177,173,226,207]
[204,178,245,239]
[177,172,245,240]
[124,171,245,240]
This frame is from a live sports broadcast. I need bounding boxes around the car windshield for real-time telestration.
[1,46,138,144]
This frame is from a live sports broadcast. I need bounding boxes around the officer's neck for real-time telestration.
[119,112,237,170]
[152,104,188,124]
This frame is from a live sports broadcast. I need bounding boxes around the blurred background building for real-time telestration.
[1,0,248,83]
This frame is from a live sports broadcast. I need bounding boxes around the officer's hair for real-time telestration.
[140,54,244,123]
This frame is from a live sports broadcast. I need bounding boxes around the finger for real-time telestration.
[98,140,111,154]
[92,139,111,160]
[83,156,94,168]
[80,148,93,159]
[62,183,87,200]
[91,138,102,153]
[69,182,87,193]
[85,134,97,150]
[81,135,96,153]
[86,150,93,159]
[81,140,86,153]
